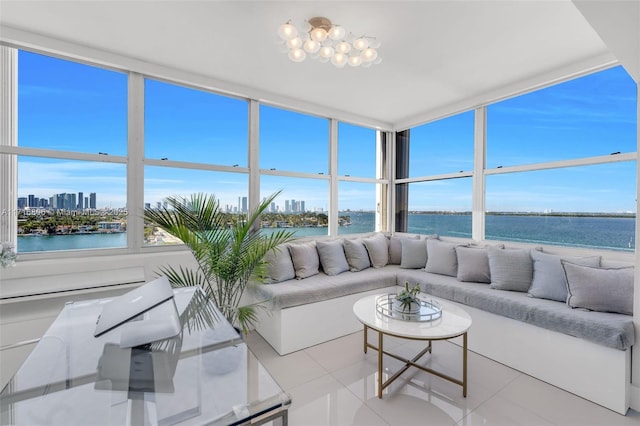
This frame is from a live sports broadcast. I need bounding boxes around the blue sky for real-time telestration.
[16,51,638,213]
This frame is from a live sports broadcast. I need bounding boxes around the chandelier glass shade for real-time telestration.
[277,17,381,68]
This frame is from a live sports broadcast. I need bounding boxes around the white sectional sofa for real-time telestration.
[252,232,635,415]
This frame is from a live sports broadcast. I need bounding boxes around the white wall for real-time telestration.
[551,3,640,408]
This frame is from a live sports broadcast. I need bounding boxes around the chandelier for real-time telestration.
[277,17,381,68]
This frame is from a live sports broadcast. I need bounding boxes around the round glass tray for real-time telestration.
[376,294,442,322]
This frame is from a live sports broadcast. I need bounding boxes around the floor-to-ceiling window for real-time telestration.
[14,51,128,253]
[6,47,635,260]
[3,47,387,259]
[337,122,380,234]
[398,110,475,237]
[143,78,249,246]
[397,65,637,251]
[485,65,637,251]
[259,105,330,238]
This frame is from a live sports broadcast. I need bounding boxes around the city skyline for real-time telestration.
[143,196,315,214]
[18,191,97,210]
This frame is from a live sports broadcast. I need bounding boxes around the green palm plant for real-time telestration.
[143,191,295,333]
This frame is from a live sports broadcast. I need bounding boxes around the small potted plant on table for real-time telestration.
[394,282,422,313]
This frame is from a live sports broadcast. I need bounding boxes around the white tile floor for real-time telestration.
[245,330,640,426]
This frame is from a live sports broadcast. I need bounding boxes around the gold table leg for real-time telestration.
[377,331,383,398]
[463,332,468,397]
[363,329,468,399]
[363,325,368,354]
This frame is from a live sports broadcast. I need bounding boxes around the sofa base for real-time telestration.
[256,288,630,415]
[255,286,398,355]
[442,300,630,415]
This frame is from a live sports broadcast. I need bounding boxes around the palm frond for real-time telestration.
[157,265,207,287]
[237,305,259,334]
[145,191,295,330]
[179,288,222,334]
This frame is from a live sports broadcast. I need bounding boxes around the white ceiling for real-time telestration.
[0,1,621,130]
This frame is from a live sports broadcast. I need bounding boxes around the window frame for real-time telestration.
[0,46,391,264]
[395,65,637,252]
[1,45,634,266]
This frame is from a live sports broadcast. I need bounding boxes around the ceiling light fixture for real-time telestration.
[277,17,381,68]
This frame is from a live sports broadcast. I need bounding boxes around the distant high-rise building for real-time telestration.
[89,193,97,209]
[144,203,151,209]
[270,202,276,212]
[28,194,36,208]
[84,196,88,209]
[300,200,305,212]
[77,192,83,209]
[291,199,297,213]
[285,200,290,213]
[52,193,64,210]
[241,196,248,213]
[64,193,76,210]
[156,202,162,210]
[17,197,27,209]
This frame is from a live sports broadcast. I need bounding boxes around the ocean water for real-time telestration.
[17,212,636,253]
[18,233,127,253]
[261,212,636,252]
[485,215,635,251]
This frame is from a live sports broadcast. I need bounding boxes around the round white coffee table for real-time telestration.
[353,293,472,398]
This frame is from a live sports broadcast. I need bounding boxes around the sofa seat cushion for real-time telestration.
[258,265,401,309]
[397,270,635,351]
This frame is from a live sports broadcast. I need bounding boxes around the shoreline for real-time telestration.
[16,213,635,253]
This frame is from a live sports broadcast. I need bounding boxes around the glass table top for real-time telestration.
[0,287,290,425]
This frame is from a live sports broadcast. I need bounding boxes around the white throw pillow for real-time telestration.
[563,262,634,315]
[528,250,600,302]
[363,233,389,268]
[487,246,535,292]
[425,239,460,277]
[343,239,371,272]
[455,246,491,283]
[388,235,419,264]
[263,244,295,283]
[316,239,349,276]
[288,242,320,279]
[400,238,427,269]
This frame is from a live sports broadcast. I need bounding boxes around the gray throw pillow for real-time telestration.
[388,235,419,264]
[363,233,389,268]
[316,239,349,276]
[487,246,534,292]
[529,250,600,302]
[263,244,295,283]
[425,239,459,277]
[455,246,490,283]
[288,242,320,279]
[563,262,634,315]
[343,239,371,272]
[400,238,427,269]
